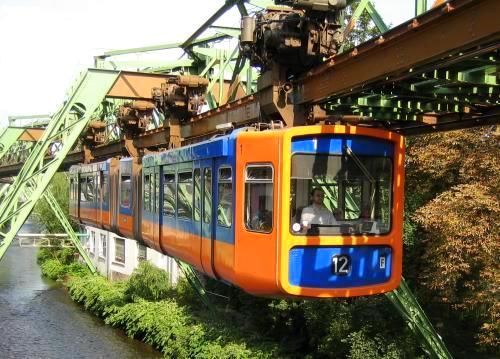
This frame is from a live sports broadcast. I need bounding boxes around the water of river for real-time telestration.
[0,222,161,359]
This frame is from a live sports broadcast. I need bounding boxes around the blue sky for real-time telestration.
[0,0,418,126]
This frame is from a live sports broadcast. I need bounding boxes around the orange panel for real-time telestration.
[233,131,282,295]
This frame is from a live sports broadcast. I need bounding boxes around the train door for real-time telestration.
[153,166,161,248]
[98,170,103,228]
[199,159,216,278]
[213,158,235,281]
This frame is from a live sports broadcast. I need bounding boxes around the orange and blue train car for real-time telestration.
[70,124,405,298]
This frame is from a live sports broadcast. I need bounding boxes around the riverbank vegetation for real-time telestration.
[36,127,499,358]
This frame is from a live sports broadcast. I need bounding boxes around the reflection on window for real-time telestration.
[120,175,132,208]
[245,165,273,233]
[217,167,232,227]
[290,153,392,235]
[163,172,176,216]
[80,176,87,202]
[138,243,147,262]
[178,171,193,219]
[143,174,151,212]
[194,169,201,221]
[154,173,160,213]
[87,176,95,202]
[115,237,125,263]
[203,169,212,224]
[102,174,109,204]
[99,234,107,258]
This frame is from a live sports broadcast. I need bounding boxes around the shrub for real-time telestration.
[125,261,171,302]
[106,300,275,358]
[40,259,66,280]
[68,275,127,316]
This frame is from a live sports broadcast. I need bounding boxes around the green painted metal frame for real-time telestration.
[0,127,96,272]
[386,278,453,359]
[415,0,429,16]
[0,69,119,262]
[41,190,96,274]
[0,128,25,157]
[175,259,213,309]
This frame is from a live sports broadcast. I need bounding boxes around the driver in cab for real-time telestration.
[300,187,337,231]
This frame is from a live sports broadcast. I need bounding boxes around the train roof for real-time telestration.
[143,127,252,168]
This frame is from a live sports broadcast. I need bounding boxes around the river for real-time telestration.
[0,222,161,359]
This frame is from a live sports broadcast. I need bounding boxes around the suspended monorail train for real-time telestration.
[69,125,405,298]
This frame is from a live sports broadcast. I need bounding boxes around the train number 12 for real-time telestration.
[332,255,351,275]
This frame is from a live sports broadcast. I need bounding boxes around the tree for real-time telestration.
[406,126,499,352]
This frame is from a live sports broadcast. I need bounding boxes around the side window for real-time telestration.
[120,175,132,208]
[163,172,176,216]
[70,178,74,201]
[80,176,87,202]
[245,165,274,233]
[99,234,107,258]
[217,167,232,227]
[177,171,193,219]
[102,173,109,204]
[138,243,147,262]
[194,169,201,221]
[87,175,95,202]
[143,174,151,212]
[115,237,125,263]
[96,174,101,203]
[154,172,160,213]
[203,168,212,224]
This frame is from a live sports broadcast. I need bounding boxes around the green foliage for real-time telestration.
[40,259,66,280]
[105,300,275,358]
[32,172,78,233]
[125,261,171,302]
[344,2,381,50]
[68,275,127,316]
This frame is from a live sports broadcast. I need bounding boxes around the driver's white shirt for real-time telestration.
[300,204,336,225]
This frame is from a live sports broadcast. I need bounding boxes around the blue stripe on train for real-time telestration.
[289,246,392,288]
[291,136,394,157]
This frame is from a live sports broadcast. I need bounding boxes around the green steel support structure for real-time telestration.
[175,259,213,309]
[0,128,26,157]
[415,0,429,16]
[0,69,119,262]
[41,190,96,274]
[386,278,453,359]
[0,127,96,272]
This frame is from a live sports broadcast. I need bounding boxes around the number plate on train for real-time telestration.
[331,254,351,276]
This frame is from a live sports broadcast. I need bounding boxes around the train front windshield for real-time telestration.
[290,152,392,235]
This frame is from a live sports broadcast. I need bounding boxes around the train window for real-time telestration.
[217,167,232,227]
[154,173,160,213]
[193,169,201,221]
[245,165,274,233]
[177,171,193,219]
[87,176,96,202]
[102,173,109,204]
[203,168,212,224]
[80,176,87,202]
[289,154,392,235]
[149,173,156,213]
[70,178,74,200]
[143,174,151,212]
[120,175,132,208]
[96,175,101,203]
[163,173,176,216]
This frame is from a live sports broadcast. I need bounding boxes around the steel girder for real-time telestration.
[0,69,119,261]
